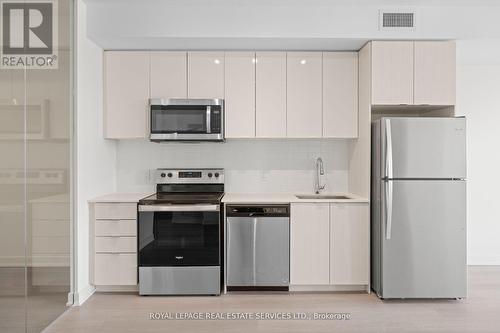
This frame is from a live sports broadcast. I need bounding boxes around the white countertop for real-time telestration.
[88,193,152,203]
[222,192,369,204]
[88,192,368,204]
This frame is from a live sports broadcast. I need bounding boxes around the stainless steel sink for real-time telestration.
[295,194,351,200]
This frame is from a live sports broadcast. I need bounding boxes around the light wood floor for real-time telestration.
[45,266,500,333]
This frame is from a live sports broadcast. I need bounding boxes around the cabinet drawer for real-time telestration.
[94,203,137,220]
[95,237,136,253]
[95,219,136,236]
[94,253,137,285]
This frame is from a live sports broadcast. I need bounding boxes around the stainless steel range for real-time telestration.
[138,168,224,295]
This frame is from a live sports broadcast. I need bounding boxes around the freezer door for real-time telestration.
[381,180,467,299]
[226,217,289,286]
[382,117,466,179]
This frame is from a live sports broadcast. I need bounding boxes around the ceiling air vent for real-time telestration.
[379,9,417,30]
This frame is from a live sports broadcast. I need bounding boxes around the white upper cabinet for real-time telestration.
[150,52,187,99]
[104,51,149,139]
[286,52,323,138]
[322,52,358,138]
[255,52,287,138]
[224,52,256,138]
[290,203,330,285]
[187,52,225,99]
[414,41,456,105]
[330,203,369,285]
[371,41,414,105]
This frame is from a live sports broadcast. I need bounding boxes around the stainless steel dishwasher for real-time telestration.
[226,205,290,290]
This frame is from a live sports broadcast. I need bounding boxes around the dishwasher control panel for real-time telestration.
[226,205,289,217]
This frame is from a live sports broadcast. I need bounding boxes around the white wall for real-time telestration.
[76,0,117,305]
[116,139,350,194]
[456,39,500,265]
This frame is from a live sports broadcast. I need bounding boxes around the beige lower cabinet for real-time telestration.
[94,253,137,285]
[290,202,369,289]
[290,203,330,285]
[329,203,369,285]
[90,202,138,288]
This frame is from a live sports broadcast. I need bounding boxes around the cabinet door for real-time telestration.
[225,52,256,138]
[104,51,149,138]
[286,52,323,138]
[94,253,137,285]
[330,203,369,285]
[414,41,456,105]
[150,52,187,99]
[188,52,224,99]
[290,203,330,285]
[371,41,413,105]
[256,52,287,138]
[322,52,358,138]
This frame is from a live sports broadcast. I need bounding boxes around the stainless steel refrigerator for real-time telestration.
[371,117,467,299]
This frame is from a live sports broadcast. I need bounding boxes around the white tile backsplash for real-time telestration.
[116,139,351,193]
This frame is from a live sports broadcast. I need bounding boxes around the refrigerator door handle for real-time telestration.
[385,119,393,179]
[226,220,230,287]
[385,180,393,240]
[252,218,257,285]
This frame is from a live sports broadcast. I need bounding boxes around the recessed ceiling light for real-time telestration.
[300,59,307,65]
[214,59,221,65]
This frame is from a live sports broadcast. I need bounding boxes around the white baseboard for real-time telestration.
[95,285,138,292]
[290,284,368,292]
[74,284,95,306]
[67,292,74,306]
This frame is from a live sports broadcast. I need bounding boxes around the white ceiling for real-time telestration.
[82,0,500,50]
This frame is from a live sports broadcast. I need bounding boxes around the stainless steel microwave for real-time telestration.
[149,98,224,142]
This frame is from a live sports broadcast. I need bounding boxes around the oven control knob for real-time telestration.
[167,173,173,178]
[208,173,213,178]
[214,172,220,178]
[160,173,166,178]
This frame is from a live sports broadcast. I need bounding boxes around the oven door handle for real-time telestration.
[138,204,220,212]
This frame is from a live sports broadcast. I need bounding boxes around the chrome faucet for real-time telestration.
[315,157,326,194]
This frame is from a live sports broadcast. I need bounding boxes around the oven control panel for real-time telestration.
[154,168,224,184]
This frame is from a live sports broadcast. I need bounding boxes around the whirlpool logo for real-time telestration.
[1,0,58,69]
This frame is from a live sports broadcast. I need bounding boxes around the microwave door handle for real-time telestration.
[206,106,211,134]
